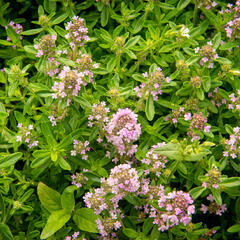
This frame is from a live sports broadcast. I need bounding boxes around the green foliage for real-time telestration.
[0,0,240,239]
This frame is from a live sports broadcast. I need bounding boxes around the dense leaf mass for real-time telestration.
[1,0,240,239]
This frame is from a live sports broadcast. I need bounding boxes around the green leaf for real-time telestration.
[158,2,175,9]
[19,189,34,203]
[216,57,232,65]
[196,88,204,100]
[221,177,240,188]
[132,14,145,34]
[219,42,237,50]
[159,43,177,53]
[143,218,153,235]
[124,36,140,49]
[229,69,240,76]
[124,48,137,59]
[177,0,191,10]
[124,193,141,206]
[38,5,45,16]
[212,32,221,49]
[99,28,112,43]
[0,40,14,46]
[185,152,209,162]
[57,135,72,149]
[0,223,14,240]
[61,185,76,213]
[178,162,187,174]
[44,0,56,14]
[74,96,91,109]
[40,122,57,147]
[107,56,117,72]
[73,208,99,233]
[225,124,233,135]
[101,5,109,27]
[123,228,138,238]
[24,45,37,55]
[51,13,68,25]
[40,209,71,239]
[0,152,22,168]
[150,226,160,240]
[51,151,58,162]
[202,76,211,92]
[0,193,5,222]
[31,156,50,168]
[201,8,219,29]
[21,28,43,35]
[154,142,184,161]
[33,150,51,159]
[37,182,62,213]
[227,224,240,233]
[54,26,67,38]
[157,98,179,110]
[189,186,206,200]
[186,56,200,66]
[93,68,108,75]
[6,26,18,43]
[14,111,26,123]
[145,95,155,121]
[152,55,169,67]
[190,20,209,38]
[59,157,71,171]
[56,57,76,67]
[132,73,147,83]
[211,188,222,205]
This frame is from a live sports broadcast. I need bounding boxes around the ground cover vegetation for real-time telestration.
[0,0,240,239]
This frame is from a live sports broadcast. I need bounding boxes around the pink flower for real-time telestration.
[184,112,192,121]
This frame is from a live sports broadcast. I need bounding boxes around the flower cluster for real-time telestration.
[187,112,211,141]
[208,88,227,107]
[84,164,140,239]
[150,190,195,231]
[190,76,202,88]
[141,143,168,176]
[179,25,190,38]
[202,166,222,189]
[71,171,88,188]
[195,41,219,68]
[200,194,227,216]
[65,232,86,240]
[138,178,165,200]
[5,21,23,47]
[48,103,68,126]
[96,218,121,240]
[34,35,56,57]
[221,1,240,39]
[199,229,217,240]
[134,67,170,101]
[71,140,90,160]
[106,108,141,156]
[83,187,109,215]
[102,164,140,195]
[16,123,38,149]
[164,107,186,123]
[185,97,200,111]
[76,52,98,84]
[88,102,110,128]
[164,99,200,124]
[223,127,240,159]
[198,0,217,10]
[176,60,190,79]
[65,16,90,49]
[52,66,84,106]
[229,90,240,114]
